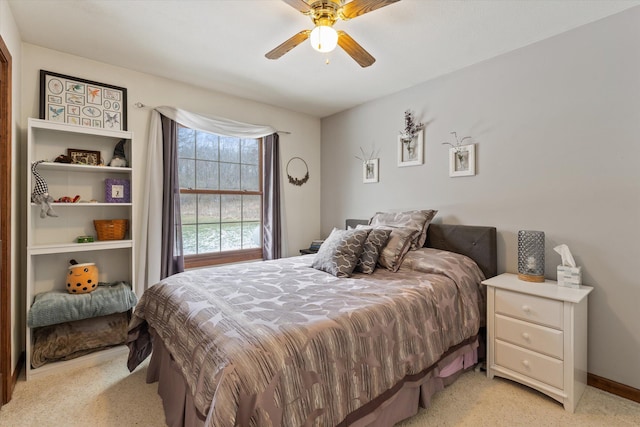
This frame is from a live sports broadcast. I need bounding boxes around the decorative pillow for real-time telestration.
[370,226,417,272]
[415,209,438,248]
[354,227,392,274]
[399,248,485,283]
[311,228,370,278]
[369,209,438,250]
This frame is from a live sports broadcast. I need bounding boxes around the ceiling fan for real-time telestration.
[265,0,401,68]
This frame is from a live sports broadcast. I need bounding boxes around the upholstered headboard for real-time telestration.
[345,219,497,279]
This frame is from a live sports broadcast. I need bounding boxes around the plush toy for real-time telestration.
[31,160,58,218]
[108,139,128,167]
[55,195,81,203]
[66,259,99,294]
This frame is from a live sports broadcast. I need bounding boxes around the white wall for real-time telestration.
[0,0,23,377]
[17,43,321,361]
[321,7,640,388]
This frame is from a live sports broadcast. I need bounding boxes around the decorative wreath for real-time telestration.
[286,157,309,186]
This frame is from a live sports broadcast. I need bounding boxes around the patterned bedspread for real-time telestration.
[127,248,485,427]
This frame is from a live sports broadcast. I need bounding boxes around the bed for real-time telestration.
[127,221,497,427]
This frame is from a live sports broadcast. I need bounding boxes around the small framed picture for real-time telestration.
[67,148,101,166]
[397,130,424,167]
[449,144,476,177]
[363,158,379,183]
[105,178,131,203]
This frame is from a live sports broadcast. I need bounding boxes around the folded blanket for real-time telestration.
[31,312,129,368]
[28,282,137,328]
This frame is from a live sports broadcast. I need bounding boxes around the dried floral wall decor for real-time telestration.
[442,131,475,177]
[399,110,424,142]
[355,146,380,183]
[398,130,424,167]
[362,158,379,183]
[398,110,424,167]
[286,157,309,186]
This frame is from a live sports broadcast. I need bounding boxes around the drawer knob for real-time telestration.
[522,305,531,313]
[522,332,531,341]
[522,360,530,368]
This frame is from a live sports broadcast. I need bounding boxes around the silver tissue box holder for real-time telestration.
[557,265,582,288]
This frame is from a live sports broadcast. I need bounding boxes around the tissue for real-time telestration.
[554,244,581,288]
[554,244,576,267]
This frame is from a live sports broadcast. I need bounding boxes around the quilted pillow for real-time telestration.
[369,209,437,250]
[373,226,418,272]
[354,227,392,274]
[311,228,370,277]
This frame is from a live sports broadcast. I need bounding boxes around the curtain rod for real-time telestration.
[134,102,291,134]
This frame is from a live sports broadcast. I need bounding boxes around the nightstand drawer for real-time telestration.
[495,289,563,329]
[495,314,563,359]
[495,340,564,389]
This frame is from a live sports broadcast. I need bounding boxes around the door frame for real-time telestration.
[0,34,13,405]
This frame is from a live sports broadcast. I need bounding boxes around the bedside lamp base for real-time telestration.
[518,273,545,283]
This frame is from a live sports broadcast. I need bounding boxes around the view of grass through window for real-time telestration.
[178,126,262,256]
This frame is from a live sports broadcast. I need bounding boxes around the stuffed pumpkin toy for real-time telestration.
[66,259,99,294]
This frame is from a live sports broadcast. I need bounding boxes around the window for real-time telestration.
[177,126,262,268]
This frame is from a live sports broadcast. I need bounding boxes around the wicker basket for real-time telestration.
[93,219,128,241]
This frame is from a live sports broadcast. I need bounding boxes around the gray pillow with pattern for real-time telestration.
[369,209,438,250]
[312,228,370,277]
[354,227,392,274]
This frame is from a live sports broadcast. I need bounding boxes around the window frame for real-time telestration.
[177,128,263,268]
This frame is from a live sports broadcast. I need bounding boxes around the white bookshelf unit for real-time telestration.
[26,118,135,380]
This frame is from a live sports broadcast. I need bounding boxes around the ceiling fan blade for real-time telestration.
[337,31,375,68]
[340,0,400,20]
[265,30,311,60]
[281,0,311,14]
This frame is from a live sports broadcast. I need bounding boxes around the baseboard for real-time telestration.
[588,373,640,404]
[11,352,24,392]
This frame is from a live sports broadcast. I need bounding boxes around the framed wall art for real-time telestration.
[67,148,101,166]
[449,144,476,177]
[363,158,379,183]
[105,178,131,203]
[39,70,128,130]
[397,130,424,167]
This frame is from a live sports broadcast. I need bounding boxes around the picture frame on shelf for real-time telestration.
[363,158,379,183]
[105,178,131,203]
[39,70,128,130]
[67,148,101,166]
[449,143,476,177]
[397,130,424,167]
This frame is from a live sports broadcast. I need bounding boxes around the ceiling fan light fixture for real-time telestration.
[267,0,399,66]
[309,25,338,53]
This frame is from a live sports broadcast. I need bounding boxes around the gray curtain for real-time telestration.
[159,115,184,278]
[262,133,281,260]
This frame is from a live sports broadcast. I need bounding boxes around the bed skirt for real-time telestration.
[144,329,479,427]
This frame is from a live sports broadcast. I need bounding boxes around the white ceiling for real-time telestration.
[8,0,640,118]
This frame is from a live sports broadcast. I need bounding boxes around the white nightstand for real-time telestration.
[483,273,593,412]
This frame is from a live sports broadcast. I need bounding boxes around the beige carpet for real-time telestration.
[1,354,639,426]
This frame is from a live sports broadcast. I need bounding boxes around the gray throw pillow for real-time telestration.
[375,226,418,272]
[312,228,370,278]
[369,209,438,250]
[354,227,392,274]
